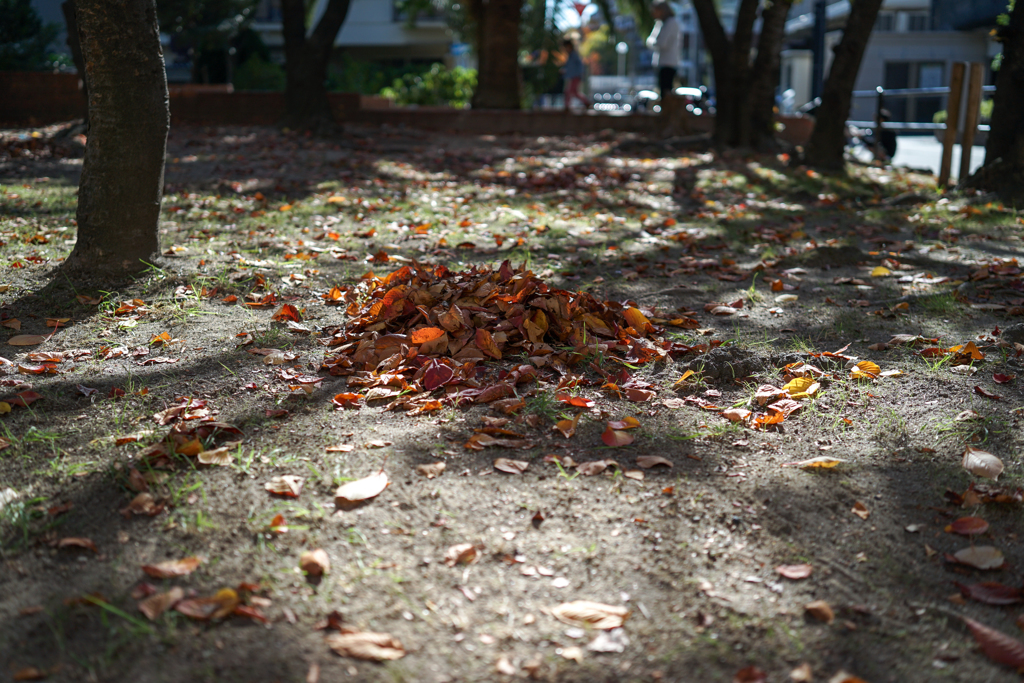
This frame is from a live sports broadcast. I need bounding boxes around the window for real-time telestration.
[907,13,930,31]
[875,12,895,31]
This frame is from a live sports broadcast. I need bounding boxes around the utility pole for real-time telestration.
[811,0,827,100]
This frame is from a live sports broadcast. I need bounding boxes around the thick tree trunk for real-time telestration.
[281,0,352,131]
[743,0,793,149]
[61,0,88,116]
[804,0,884,170]
[693,0,788,149]
[470,0,522,109]
[61,0,168,277]
[964,4,1024,204]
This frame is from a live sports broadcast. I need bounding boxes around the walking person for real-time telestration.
[561,38,590,112]
[646,2,681,98]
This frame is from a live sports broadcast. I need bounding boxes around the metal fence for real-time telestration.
[846,85,995,133]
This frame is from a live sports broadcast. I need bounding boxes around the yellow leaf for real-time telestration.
[783,377,818,399]
[0,402,10,414]
[871,266,891,277]
[851,360,880,380]
[672,369,695,387]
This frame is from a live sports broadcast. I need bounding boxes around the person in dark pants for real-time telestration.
[646,2,681,98]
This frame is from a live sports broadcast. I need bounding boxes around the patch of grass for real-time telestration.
[918,293,960,316]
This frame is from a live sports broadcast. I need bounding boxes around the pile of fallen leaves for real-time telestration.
[317,260,703,414]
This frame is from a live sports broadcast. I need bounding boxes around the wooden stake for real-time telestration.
[958,62,984,184]
[938,62,965,188]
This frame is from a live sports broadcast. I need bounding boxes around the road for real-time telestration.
[890,135,986,180]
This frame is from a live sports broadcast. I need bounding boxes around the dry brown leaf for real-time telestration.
[142,556,203,579]
[57,537,97,553]
[962,446,1004,480]
[8,334,47,346]
[300,549,331,577]
[851,501,870,520]
[953,545,1005,570]
[781,456,845,469]
[551,601,629,630]
[326,444,355,453]
[804,600,834,624]
[576,459,618,476]
[636,455,672,469]
[138,587,184,621]
[265,475,303,498]
[789,663,813,682]
[416,461,446,479]
[444,543,480,567]
[325,630,406,661]
[962,616,1024,671]
[494,458,529,474]
[334,470,389,509]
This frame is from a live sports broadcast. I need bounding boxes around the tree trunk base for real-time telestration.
[960,160,1024,207]
[59,248,160,282]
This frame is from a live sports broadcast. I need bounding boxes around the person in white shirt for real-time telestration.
[646,2,681,97]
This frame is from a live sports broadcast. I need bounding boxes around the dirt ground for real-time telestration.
[1,122,1024,683]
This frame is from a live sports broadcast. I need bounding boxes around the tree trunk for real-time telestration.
[693,0,787,148]
[61,0,168,277]
[61,0,88,117]
[470,0,522,109]
[964,3,1024,203]
[804,0,884,170]
[281,0,352,131]
[743,0,793,149]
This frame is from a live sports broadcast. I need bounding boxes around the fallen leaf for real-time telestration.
[142,556,203,579]
[325,631,406,661]
[953,545,1005,570]
[415,462,446,478]
[551,601,629,630]
[733,665,767,683]
[576,459,618,476]
[790,663,814,683]
[963,446,1004,480]
[174,587,240,621]
[948,517,989,536]
[554,412,582,439]
[974,386,1002,400]
[138,587,184,621]
[871,266,891,277]
[57,537,97,553]
[993,373,1015,384]
[557,393,594,409]
[8,335,47,346]
[300,549,330,577]
[334,470,388,509]
[776,564,813,580]
[607,416,641,430]
[265,475,303,498]
[963,616,1024,671]
[326,444,355,453]
[851,501,870,520]
[601,426,634,447]
[804,600,834,624]
[955,582,1023,606]
[494,458,529,474]
[850,360,880,380]
[636,455,672,469]
[781,456,845,469]
[444,543,480,567]
[721,407,752,422]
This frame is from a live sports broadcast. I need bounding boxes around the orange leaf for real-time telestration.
[271,304,302,322]
[556,392,594,409]
[411,327,445,345]
[475,327,502,360]
[142,556,203,579]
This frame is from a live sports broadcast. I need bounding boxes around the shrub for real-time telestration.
[379,63,476,108]
[233,54,285,91]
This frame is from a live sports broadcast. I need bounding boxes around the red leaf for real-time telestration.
[948,516,989,536]
[963,616,1024,670]
[733,666,767,683]
[955,582,1023,606]
[974,386,1002,400]
[7,390,42,407]
[601,426,634,447]
[993,373,1016,384]
[423,360,455,391]
[556,392,594,409]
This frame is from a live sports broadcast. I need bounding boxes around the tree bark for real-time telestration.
[743,0,793,148]
[804,0,884,170]
[692,0,788,149]
[61,0,88,117]
[281,0,352,131]
[61,0,168,277]
[470,0,522,109]
[964,3,1024,204]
